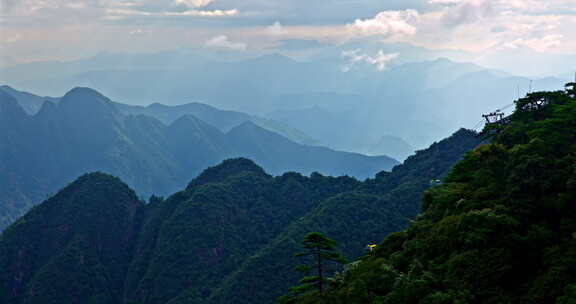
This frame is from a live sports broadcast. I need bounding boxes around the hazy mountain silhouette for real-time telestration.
[0,126,479,304]
[0,87,398,230]
[0,53,566,151]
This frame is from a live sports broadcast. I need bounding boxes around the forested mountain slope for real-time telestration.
[0,173,144,304]
[0,127,479,304]
[210,129,480,304]
[0,87,397,230]
[288,85,576,303]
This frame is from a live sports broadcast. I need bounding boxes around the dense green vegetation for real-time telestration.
[209,128,480,304]
[0,173,144,304]
[278,232,346,303]
[288,86,576,303]
[0,125,478,304]
[0,86,398,230]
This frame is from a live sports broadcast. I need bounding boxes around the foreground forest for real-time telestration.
[285,84,576,303]
[0,126,479,304]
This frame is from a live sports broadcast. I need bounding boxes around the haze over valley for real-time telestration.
[1,0,576,303]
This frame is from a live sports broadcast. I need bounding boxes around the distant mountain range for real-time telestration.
[0,85,59,114]
[0,126,480,304]
[112,100,320,147]
[2,52,564,151]
[0,85,319,147]
[0,86,398,230]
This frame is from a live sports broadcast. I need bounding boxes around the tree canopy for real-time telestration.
[280,232,346,303]
[287,85,576,303]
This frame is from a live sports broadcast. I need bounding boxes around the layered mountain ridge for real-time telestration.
[2,53,566,153]
[0,86,398,230]
[0,85,319,147]
[0,125,480,304]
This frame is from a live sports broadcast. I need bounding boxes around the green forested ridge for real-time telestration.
[0,125,478,304]
[289,87,576,303]
[0,173,144,304]
[279,232,347,300]
[0,86,398,231]
[209,129,480,304]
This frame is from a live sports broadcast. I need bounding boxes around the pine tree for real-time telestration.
[279,232,346,303]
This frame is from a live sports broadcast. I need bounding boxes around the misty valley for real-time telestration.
[2,0,576,302]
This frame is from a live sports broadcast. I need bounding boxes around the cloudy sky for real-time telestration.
[1,0,575,76]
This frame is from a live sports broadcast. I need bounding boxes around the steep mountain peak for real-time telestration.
[0,85,59,115]
[0,84,17,92]
[0,172,143,303]
[227,120,293,144]
[54,172,140,205]
[226,120,290,144]
[187,158,269,189]
[63,87,109,101]
[17,171,144,229]
[147,102,169,109]
[58,87,122,121]
[0,88,26,118]
[4,171,142,237]
[168,114,224,138]
[74,171,124,183]
[177,102,225,113]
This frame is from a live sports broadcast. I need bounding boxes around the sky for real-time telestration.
[1,0,575,76]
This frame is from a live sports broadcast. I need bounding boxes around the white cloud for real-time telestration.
[174,0,214,9]
[106,7,238,17]
[367,51,400,70]
[439,0,493,26]
[1,0,238,21]
[2,0,576,72]
[342,49,366,63]
[499,0,548,11]
[205,35,247,50]
[428,0,462,4]
[429,0,550,11]
[348,9,419,38]
[341,49,398,71]
[267,21,284,36]
[1,0,84,15]
[504,34,563,52]
[392,0,575,56]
